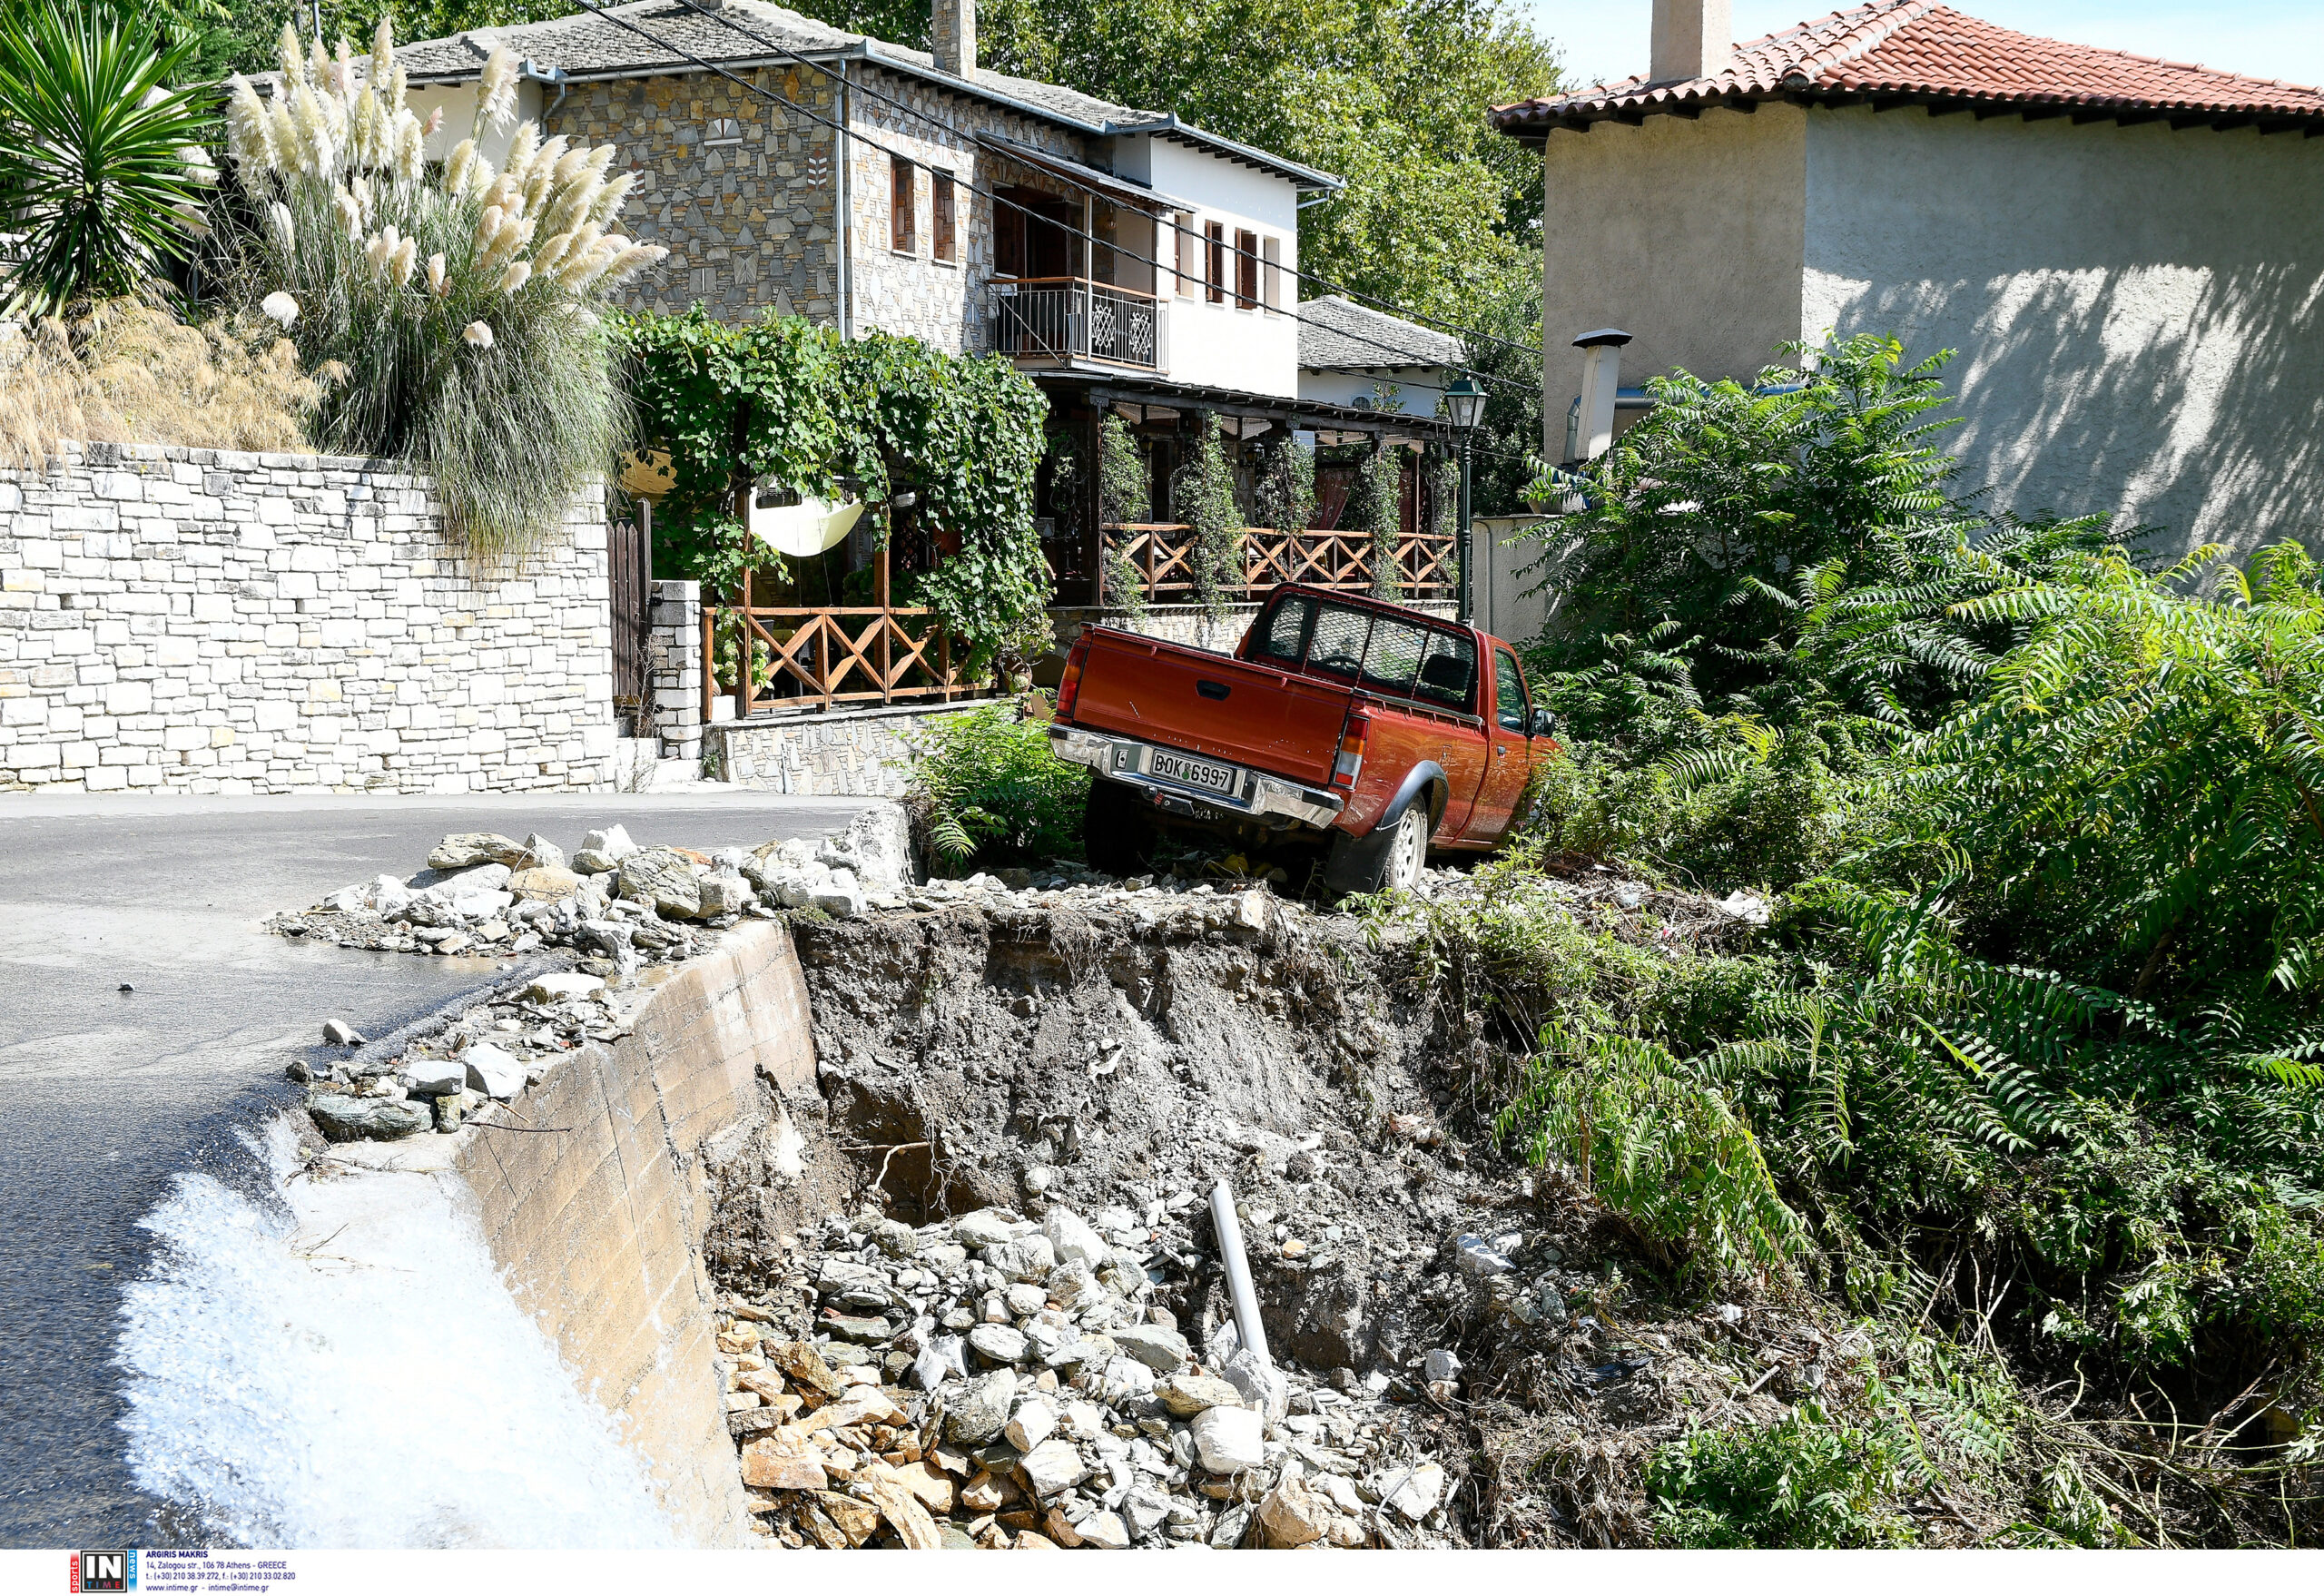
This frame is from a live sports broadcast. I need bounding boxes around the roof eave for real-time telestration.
[1105,114,1344,191]
[1493,82,2324,137]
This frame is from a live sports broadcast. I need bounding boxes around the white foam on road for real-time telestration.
[113,1116,675,1548]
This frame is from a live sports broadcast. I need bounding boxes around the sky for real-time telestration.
[1526,0,2324,94]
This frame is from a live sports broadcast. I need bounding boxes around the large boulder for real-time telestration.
[943,1370,1018,1445]
[461,1042,526,1099]
[836,803,917,891]
[1189,1404,1265,1473]
[572,824,638,875]
[1257,1473,1332,1547]
[616,847,702,919]
[307,1092,431,1142]
[427,832,526,870]
[509,866,586,902]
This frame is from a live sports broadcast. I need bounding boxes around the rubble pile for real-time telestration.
[270,809,914,975]
[291,965,646,1139]
[715,1197,1460,1550]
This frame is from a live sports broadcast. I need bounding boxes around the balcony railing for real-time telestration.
[991,277,1165,371]
[1104,524,1456,606]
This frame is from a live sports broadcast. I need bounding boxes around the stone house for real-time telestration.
[395,0,1458,603]
[1491,0,2324,557]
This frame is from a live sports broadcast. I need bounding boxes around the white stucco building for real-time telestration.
[1492,0,2324,557]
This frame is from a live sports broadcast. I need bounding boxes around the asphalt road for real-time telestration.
[0,790,871,1550]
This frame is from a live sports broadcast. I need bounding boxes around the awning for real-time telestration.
[975,133,1194,216]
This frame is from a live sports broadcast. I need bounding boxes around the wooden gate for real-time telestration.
[609,502,651,736]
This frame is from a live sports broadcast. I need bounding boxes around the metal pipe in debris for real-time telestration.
[1208,1177,1271,1364]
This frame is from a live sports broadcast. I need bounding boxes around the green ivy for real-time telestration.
[621,306,1053,676]
[1177,413,1240,619]
[1354,447,1404,601]
[1098,414,1149,624]
[1253,432,1316,539]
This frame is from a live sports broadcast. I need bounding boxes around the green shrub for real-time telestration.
[911,701,1088,872]
[1648,1403,1920,1548]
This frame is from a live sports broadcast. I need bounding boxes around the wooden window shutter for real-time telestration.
[932,172,957,261]
[1176,213,1198,298]
[1236,229,1258,308]
[890,156,915,252]
[1206,222,1226,303]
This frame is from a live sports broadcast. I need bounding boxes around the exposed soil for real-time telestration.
[699,882,1883,1547]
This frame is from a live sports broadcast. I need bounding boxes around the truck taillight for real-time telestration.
[1055,642,1087,722]
[1332,712,1370,788]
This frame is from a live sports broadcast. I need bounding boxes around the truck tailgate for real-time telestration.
[1069,632,1346,788]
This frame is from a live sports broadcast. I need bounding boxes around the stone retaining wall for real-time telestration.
[0,443,615,793]
[708,698,990,797]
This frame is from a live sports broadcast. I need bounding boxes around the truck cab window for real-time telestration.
[1252,596,1313,664]
[1494,648,1527,732]
[1305,602,1372,679]
[1413,630,1477,710]
[1360,616,1427,697]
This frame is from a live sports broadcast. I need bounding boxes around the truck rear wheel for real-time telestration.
[1324,803,1432,899]
[1081,778,1155,877]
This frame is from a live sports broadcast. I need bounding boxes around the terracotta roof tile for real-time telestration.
[1491,0,2324,132]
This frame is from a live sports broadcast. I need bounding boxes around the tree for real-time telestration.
[0,4,216,318]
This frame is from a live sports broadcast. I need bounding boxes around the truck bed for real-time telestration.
[1064,629,1348,790]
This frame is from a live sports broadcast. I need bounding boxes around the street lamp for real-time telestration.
[1444,373,1484,625]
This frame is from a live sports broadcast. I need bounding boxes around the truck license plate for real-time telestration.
[1150,749,1238,797]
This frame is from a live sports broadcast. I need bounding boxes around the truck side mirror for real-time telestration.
[1530,707,1556,738]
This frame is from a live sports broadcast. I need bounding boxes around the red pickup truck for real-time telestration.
[1048,584,1554,896]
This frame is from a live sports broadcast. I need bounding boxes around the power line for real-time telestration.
[556,0,1541,396]
[658,0,1545,364]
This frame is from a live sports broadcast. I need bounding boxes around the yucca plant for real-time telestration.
[218,24,665,562]
[0,4,217,319]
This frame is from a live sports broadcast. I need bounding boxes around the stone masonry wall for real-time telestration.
[707,698,990,796]
[552,65,842,324]
[843,68,1085,354]
[649,578,705,767]
[549,62,1081,343]
[0,443,615,794]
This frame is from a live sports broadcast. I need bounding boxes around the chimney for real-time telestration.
[933,0,977,81]
[1572,329,1632,464]
[1650,0,1731,82]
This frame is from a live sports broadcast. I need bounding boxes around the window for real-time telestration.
[1493,648,1528,732]
[1175,213,1198,298]
[1235,228,1258,309]
[704,117,743,146]
[1206,221,1226,303]
[889,155,915,253]
[1359,615,1428,696]
[1413,630,1477,710]
[1305,602,1371,679]
[931,172,956,262]
[1261,236,1282,312]
[1252,595,1314,665]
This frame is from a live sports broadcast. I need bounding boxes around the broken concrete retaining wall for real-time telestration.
[0,442,615,793]
[450,920,816,1545]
